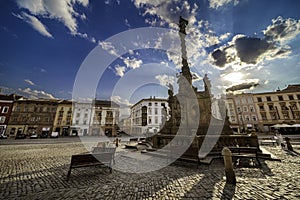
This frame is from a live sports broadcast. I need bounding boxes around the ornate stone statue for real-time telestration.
[179,16,188,35]
[203,73,211,93]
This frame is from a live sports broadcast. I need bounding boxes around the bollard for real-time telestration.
[222,147,236,184]
[115,137,119,147]
[285,137,293,151]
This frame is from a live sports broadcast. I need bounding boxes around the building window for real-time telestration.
[243,106,248,112]
[247,97,253,103]
[245,115,250,121]
[266,96,271,101]
[297,94,300,100]
[241,97,246,104]
[148,108,152,115]
[278,95,283,101]
[288,95,294,100]
[155,116,158,124]
[252,115,257,121]
[228,103,233,109]
[154,108,158,115]
[295,112,300,119]
[148,116,152,124]
[76,113,80,118]
[0,116,6,123]
[107,111,113,117]
[268,105,274,110]
[271,112,277,120]
[250,106,254,112]
[83,120,87,125]
[259,105,264,111]
[290,104,298,110]
[283,112,289,119]
[260,113,267,120]
[148,102,152,106]
[257,97,262,102]
[161,103,165,107]
[2,106,9,113]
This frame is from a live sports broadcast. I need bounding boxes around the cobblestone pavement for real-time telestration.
[0,140,299,200]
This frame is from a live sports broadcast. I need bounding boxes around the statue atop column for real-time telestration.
[179,16,188,35]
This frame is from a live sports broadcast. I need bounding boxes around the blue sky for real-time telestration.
[1,0,300,107]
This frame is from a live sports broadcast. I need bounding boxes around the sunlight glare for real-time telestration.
[223,72,244,84]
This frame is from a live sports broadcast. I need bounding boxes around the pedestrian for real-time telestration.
[278,132,284,148]
[115,137,119,147]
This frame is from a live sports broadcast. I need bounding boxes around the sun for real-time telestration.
[223,72,244,84]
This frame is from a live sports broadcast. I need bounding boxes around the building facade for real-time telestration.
[53,100,73,136]
[90,100,120,137]
[232,93,259,133]
[224,95,239,133]
[0,94,22,136]
[7,98,58,137]
[130,97,168,135]
[253,85,300,133]
[71,101,92,136]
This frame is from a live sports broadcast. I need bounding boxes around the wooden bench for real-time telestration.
[228,147,260,166]
[67,149,115,179]
[128,138,139,143]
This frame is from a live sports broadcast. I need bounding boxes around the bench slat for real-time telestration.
[67,149,116,180]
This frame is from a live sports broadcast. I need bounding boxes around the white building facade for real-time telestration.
[130,97,169,135]
[71,101,92,136]
[90,100,120,137]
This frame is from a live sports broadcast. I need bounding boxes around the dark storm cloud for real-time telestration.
[211,49,226,67]
[226,82,259,92]
[211,16,300,68]
[212,36,274,67]
[235,37,273,64]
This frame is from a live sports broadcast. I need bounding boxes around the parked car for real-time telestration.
[40,132,48,138]
[30,134,38,139]
[0,134,7,139]
[15,133,26,139]
[50,132,59,138]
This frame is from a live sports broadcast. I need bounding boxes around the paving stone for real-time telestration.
[0,142,299,199]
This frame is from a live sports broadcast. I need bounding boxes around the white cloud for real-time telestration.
[133,0,198,29]
[111,95,132,107]
[13,12,53,38]
[15,0,94,41]
[125,18,131,28]
[209,0,239,9]
[128,49,134,55]
[98,41,119,57]
[115,65,126,77]
[263,16,300,45]
[18,87,56,99]
[155,74,175,86]
[123,57,143,69]
[24,79,36,86]
[16,0,89,34]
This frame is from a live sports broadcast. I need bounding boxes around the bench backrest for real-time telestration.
[129,138,139,142]
[228,147,258,154]
[92,147,116,154]
[71,152,114,166]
